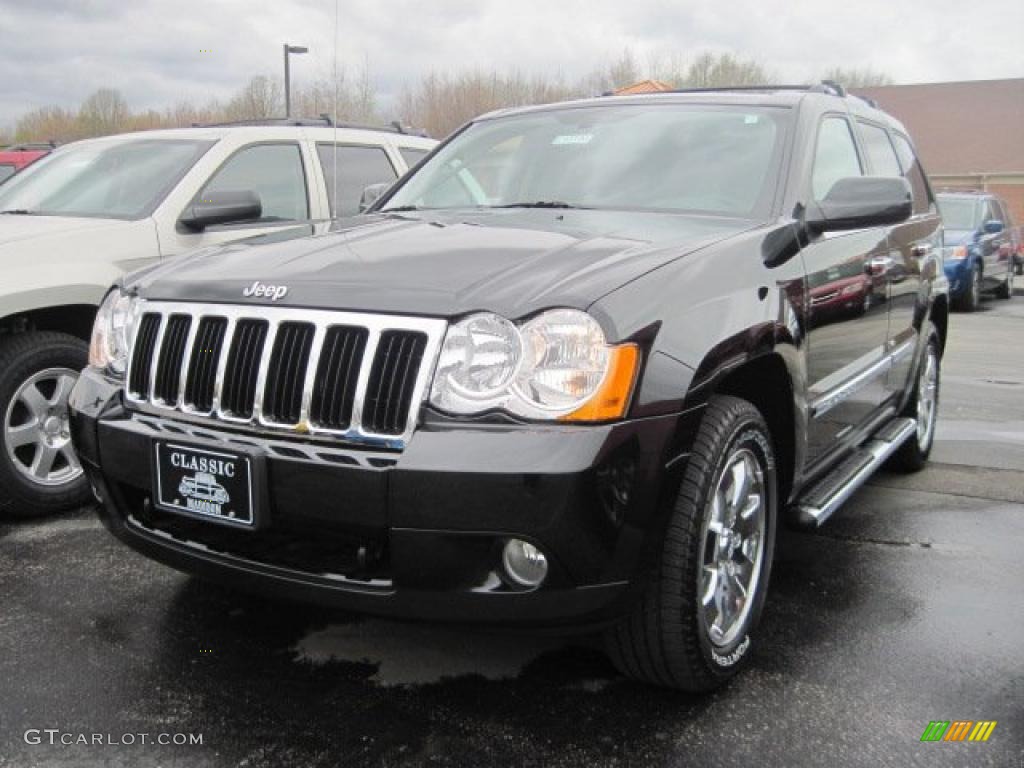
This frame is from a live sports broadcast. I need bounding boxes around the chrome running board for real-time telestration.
[793,417,916,528]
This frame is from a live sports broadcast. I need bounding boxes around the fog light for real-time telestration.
[501,539,549,588]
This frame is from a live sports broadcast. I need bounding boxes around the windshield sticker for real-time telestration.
[552,134,593,145]
[744,115,760,125]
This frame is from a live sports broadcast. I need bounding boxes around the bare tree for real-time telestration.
[398,69,582,138]
[291,66,379,124]
[675,52,774,88]
[77,88,131,136]
[822,67,893,88]
[15,105,80,143]
[224,76,283,121]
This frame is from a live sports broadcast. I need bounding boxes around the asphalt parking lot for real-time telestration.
[2,293,1022,768]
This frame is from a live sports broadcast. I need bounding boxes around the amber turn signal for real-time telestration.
[561,344,640,422]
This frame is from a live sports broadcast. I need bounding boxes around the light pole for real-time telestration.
[283,43,308,118]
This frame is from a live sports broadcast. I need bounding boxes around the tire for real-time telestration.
[956,262,982,312]
[888,324,941,473]
[0,332,91,519]
[995,268,1014,300]
[604,395,777,691]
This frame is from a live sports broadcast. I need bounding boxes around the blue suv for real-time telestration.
[937,191,1015,311]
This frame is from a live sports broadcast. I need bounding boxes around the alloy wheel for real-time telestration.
[916,347,939,451]
[699,447,767,648]
[3,367,82,487]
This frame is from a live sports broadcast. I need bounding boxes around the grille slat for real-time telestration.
[128,314,162,398]
[364,331,428,435]
[184,317,228,412]
[263,322,315,424]
[125,303,441,446]
[310,326,368,431]
[220,319,269,419]
[153,315,192,405]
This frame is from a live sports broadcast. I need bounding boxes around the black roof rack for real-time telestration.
[4,141,57,151]
[189,116,429,137]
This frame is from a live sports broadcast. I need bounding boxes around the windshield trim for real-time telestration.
[0,138,217,222]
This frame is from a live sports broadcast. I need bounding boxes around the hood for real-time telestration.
[132,209,757,319]
[942,228,975,247]
[0,214,142,248]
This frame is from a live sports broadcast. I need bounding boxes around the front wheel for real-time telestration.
[956,263,982,312]
[604,395,777,691]
[0,332,91,518]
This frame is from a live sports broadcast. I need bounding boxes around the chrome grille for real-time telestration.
[126,301,446,448]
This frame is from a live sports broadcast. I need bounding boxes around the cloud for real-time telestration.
[0,0,1020,129]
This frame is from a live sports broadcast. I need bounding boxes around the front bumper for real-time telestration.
[70,368,684,627]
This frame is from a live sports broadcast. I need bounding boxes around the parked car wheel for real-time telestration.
[604,395,777,691]
[0,332,91,518]
[956,263,982,312]
[888,324,940,473]
[995,268,1014,300]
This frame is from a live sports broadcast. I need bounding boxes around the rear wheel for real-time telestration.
[889,324,940,473]
[995,268,1014,300]
[0,332,91,518]
[604,395,777,691]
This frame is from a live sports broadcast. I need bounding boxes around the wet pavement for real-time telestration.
[2,295,1022,768]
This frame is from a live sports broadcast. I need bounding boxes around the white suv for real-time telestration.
[0,120,436,516]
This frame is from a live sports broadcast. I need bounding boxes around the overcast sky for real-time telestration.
[1,0,1021,128]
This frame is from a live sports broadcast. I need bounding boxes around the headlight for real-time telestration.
[88,289,137,375]
[943,245,968,262]
[429,309,639,422]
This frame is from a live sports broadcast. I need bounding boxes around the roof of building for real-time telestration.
[853,79,1024,175]
[614,79,674,95]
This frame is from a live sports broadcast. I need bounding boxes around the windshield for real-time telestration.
[382,104,789,218]
[0,138,213,219]
[937,197,978,231]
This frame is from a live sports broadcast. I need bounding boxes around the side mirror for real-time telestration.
[806,176,913,234]
[180,189,262,232]
[358,182,390,213]
[983,219,1004,234]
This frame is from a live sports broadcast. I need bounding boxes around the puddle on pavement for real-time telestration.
[293,620,588,687]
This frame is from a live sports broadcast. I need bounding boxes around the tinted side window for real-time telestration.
[317,144,397,217]
[857,122,902,177]
[979,200,995,225]
[201,144,308,221]
[891,134,932,215]
[812,117,862,200]
[398,147,430,169]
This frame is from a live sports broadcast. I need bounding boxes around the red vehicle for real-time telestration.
[0,143,54,184]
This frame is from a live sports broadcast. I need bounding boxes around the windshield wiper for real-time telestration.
[0,209,37,215]
[494,201,580,209]
[379,205,424,213]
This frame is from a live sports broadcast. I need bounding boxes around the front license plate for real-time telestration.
[153,441,256,527]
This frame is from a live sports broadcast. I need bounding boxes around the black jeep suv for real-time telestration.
[70,84,947,691]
